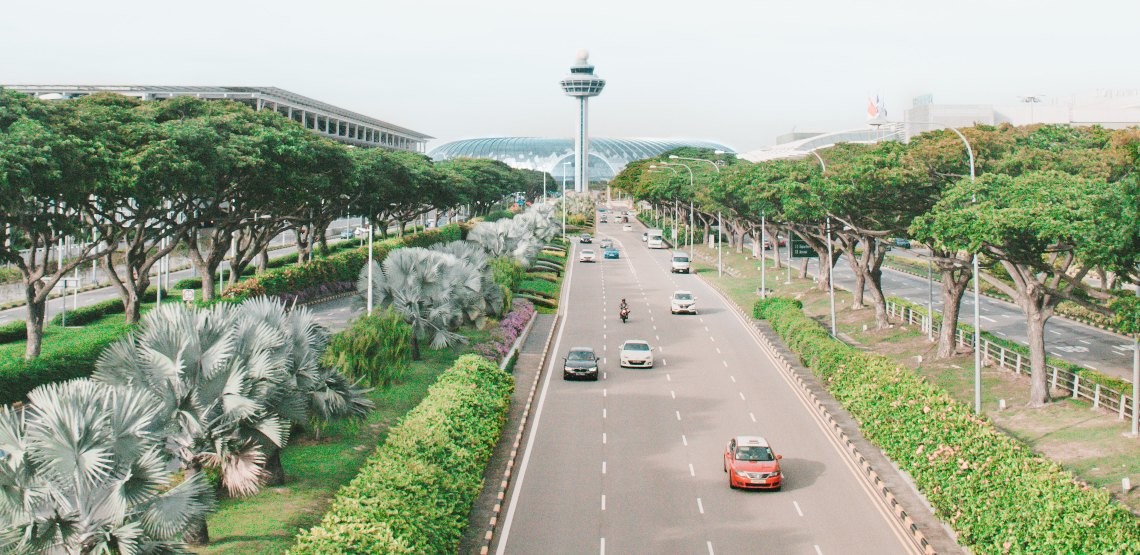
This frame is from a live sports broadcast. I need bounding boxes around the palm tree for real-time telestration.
[431,240,507,319]
[93,303,287,544]
[357,248,474,360]
[0,379,215,554]
[231,297,372,485]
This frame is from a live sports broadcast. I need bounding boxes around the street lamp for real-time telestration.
[873,118,980,413]
[562,161,570,239]
[668,153,723,264]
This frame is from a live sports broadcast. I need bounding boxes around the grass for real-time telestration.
[690,243,1140,516]
[193,328,489,555]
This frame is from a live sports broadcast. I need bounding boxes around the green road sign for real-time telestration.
[791,235,818,258]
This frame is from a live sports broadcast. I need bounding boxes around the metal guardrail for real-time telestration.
[886,301,1134,421]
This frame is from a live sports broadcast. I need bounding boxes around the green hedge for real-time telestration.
[0,321,131,405]
[290,354,513,554]
[0,320,26,345]
[518,278,557,298]
[752,297,1140,554]
[225,225,463,301]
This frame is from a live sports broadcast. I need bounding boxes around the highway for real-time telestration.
[495,219,916,555]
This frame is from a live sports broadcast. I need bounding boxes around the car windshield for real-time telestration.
[624,343,650,351]
[673,256,689,262]
[674,293,692,300]
[736,446,774,462]
[568,350,594,360]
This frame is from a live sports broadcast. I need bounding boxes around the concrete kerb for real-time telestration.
[479,313,561,555]
[703,278,946,555]
[500,313,538,371]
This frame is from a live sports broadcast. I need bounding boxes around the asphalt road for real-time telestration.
[763,245,1136,381]
[494,220,916,555]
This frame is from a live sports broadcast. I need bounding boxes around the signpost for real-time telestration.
[790,234,818,258]
[182,289,196,304]
[56,278,81,327]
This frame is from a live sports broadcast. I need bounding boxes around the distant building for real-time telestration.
[904,91,1140,138]
[429,137,734,184]
[1,84,432,152]
[738,126,902,163]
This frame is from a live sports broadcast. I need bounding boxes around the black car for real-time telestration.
[580,233,592,244]
[563,347,600,380]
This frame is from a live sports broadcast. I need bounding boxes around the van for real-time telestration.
[646,228,665,249]
[670,251,691,273]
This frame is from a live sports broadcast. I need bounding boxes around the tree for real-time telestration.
[0,379,215,553]
[918,170,1133,406]
[0,92,118,358]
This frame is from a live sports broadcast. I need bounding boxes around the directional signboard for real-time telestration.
[791,234,818,258]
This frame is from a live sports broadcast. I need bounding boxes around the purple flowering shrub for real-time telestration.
[472,299,536,364]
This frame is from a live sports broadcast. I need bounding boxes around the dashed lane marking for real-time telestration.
[697,498,705,514]
[794,501,804,516]
[750,412,756,422]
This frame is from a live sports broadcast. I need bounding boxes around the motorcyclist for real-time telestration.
[619,299,630,322]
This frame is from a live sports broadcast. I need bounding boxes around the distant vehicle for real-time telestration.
[604,247,619,259]
[893,237,912,249]
[619,215,629,223]
[563,347,600,381]
[623,224,633,232]
[580,233,592,244]
[642,232,648,242]
[619,340,654,368]
[339,228,355,240]
[670,291,696,315]
[646,229,665,249]
[600,238,614,249]
[670,251,690,273]
[724,436,783,490]
[599,214,608,223]
[353,227,368,237]
[579,249,596,263]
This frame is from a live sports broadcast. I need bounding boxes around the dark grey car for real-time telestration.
[563,347,600,381]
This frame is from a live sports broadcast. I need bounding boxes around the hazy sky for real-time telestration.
[4,0,1139,153]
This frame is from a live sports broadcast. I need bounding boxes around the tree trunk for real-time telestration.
[256,249,268,273]
[23,289,46,360]
[123,287,142,325]
[936,267,970,359]
[411,334,421,361]
[798,257,809,279]
[184,515,209,545]
[847,252,866,308]
[263,448,286,487]
[1024,307,1052,407]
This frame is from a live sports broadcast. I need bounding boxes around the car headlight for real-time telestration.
[734,470,750,477]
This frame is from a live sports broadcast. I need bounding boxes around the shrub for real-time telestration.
[470,300,536,364]
[490,257,525,292]
[323,309,412,388]
[0,320,26,345]
[518,279,556,298]
[0,322,131,405]
[290,355,513,554]
[172,277,203,290]
[48,298,125,327]
[752,297,1140,554]
[482,210,513,222]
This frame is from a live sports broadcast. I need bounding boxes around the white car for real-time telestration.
[670,291,697,314]
[579,249,596,263]
[619,340,654,368]
[622,224,633,232]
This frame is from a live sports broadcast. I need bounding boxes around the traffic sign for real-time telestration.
[791,234,818,258]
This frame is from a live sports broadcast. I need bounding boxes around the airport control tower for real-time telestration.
[560,50,606,193]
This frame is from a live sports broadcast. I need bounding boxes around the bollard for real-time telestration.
[1124,477,1132,493]
[862,324,868,332]
[999,399,1007,411]
[916,355,923,364]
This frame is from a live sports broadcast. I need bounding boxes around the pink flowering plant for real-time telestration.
[472,299,536,364]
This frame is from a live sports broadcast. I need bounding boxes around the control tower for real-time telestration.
[560,50,606,193]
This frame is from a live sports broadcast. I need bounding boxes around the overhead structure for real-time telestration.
[430,137,734,182]
[1,84,432,152]
[560,50,606,192]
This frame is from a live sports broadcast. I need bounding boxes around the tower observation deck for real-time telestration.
[560,50,606,192]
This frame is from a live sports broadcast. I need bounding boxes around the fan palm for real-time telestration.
[431,240,506,319]
[357,248,474,360]
[0,379,215,554]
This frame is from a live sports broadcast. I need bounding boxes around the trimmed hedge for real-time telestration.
[753,297,1140,554]
[0,320,26,345]
[0,322,131,405]
[225,225,462,301]
[290,354,513,554]
[518,278,557,298]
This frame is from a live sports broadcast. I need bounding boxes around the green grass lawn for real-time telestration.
[193,328,491,555]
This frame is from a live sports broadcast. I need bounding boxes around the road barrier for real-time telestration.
[885,300,1134,421]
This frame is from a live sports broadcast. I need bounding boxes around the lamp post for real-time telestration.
[668,153,723,260]
[562,161,570,239]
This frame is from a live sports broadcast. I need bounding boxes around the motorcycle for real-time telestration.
[620,307,630,323]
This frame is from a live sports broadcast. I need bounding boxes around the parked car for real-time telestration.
[723,436,783,490]
[670,291,697,314]
[580,233,592,244]
[353,226,368,237]
[619,340,654,368]
[579,249,597,263]
[339,228,355,240]
[600,238,614,249]
[892,237,912,249]
[563,347,600,380]
[604,247,619,259]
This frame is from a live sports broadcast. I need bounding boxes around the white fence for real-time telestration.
[886,300,1135,421]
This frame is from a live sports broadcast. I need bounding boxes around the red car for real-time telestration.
[723,436,783,490]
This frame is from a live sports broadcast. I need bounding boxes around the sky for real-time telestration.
[4,0,1140,154]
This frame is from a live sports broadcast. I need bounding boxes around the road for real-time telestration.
[495,220,916,554]
[760,245,1136,382]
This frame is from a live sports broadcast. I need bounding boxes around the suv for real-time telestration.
[563,347,599,380]
[723,436,783,490]
[670,291,697,315]
[670,251,691,273]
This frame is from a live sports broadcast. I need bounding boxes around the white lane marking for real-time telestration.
[602,433,607,444]
[697,498,705,514]
[603,344,607,351]
[663,358,668,366]
[794,501,804,516]
[603,388,607,397]
[666,374,672,382]
[653,325,658,331]
[699,317,704,323]
[814,546,823,555]
[997,331,1008,337]
[603,358,607,365]
[603,371,608,380]
[682,434,688,446]
[710,336,716,342]
[656,335,661,341]
[601,494,606,510]
[704,326,710,332]
[722,360,728,368]
[602,461,606,474]
[601,537,605,555]
[739,392,746,401]
[1049,329,1062,335]
[659,345,665,353]
[1084,364,1098,370]
[750,412,756,422]
[708,542,715,555]
[676,411,682,421]
[603,408,607,419]
[980,315,997,323]
[689,463,695,477]
[671,390,676,399]
[1079,339,1091,345]
[716,347,721,354]
[730,375,736,383]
